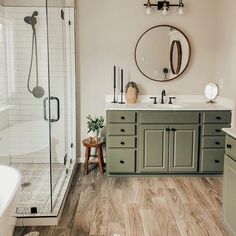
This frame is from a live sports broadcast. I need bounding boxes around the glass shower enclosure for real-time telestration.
[0,0,76,217]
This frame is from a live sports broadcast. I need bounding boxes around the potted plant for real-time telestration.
[86,115,104,142]
[125,81,139,104]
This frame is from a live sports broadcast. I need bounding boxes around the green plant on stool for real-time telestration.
[86,115,104,142]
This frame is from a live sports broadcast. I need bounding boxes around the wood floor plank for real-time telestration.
[107,222,126,236]
[152,196,182,236]
[176,220,202,236]
[123,203,145,236]
[140,209,163,236]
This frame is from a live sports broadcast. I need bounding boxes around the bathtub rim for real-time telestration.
[0,165,21,218]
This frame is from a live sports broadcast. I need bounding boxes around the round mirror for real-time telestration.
[135,25,191,82]
[205,83,218,103]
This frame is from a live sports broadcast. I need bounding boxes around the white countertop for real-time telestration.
[105,102,231,111]
[223,128,236,139]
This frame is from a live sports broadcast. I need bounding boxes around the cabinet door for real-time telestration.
[169,125,199,172]
[140,125,169,172]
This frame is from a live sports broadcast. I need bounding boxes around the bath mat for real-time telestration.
[24,232,40,236]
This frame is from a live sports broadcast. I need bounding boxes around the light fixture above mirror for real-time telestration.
[144,0,185,16]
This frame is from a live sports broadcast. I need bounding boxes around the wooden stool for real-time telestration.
[82,138,104,175]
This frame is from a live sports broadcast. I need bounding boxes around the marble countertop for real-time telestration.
[223,128,236,139]
[105,102,231,111]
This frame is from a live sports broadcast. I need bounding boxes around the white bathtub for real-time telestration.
[0,165,21,236]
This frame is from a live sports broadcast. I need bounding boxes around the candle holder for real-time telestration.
[119,91,125,104]
[111,87,118,103]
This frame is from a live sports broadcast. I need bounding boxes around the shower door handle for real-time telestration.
[43,97,49,121]
[50,97,60,122]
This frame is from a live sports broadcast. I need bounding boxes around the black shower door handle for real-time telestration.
[50,96,60,122]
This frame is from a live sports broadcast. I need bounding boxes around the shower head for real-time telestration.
[24,11,38,30]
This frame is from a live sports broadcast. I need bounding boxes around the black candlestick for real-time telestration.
[119,69,125,104]
[111,65,117,103]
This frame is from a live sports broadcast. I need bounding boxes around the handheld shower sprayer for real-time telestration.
[24,11,45,98]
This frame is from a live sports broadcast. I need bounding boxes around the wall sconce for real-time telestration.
[144,0,184,16]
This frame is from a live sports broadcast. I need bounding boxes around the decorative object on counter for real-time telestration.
[135,25,191,82]
[83,138,105,175]
[86,115,104,142]
[111,65,118,103]
[125,81,139,104]
[205,83,218,103]
[144,0,184,16]
[119,69,125,104]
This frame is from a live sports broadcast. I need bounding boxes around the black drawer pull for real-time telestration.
[215,129,221,133]
[172,128,176,132]
[120,129,125,133]
[215,142,220,145]
[120,141,125,145]
[166,128,170,132]
[227,144,232,149]
[121,116,125,120]
[214,160,220,163]
[216,116,222,120]
[120,160,125,164]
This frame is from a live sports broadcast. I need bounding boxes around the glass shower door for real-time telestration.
[46,1,69,211]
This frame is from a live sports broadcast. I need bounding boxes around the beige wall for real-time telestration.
[78,0,218,157]
[216,0,236,100]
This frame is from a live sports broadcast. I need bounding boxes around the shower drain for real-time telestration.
[21,182,31,188]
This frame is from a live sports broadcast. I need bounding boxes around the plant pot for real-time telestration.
[88,131,99,143]
[125,87,138,104]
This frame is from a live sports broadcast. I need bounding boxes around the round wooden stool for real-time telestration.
[82,138,104,175]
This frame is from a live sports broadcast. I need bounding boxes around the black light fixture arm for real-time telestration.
[144,0,184,10]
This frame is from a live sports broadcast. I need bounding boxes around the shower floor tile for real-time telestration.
[11,163,64,215]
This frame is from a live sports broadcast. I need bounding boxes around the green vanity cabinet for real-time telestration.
[139,124,199,173]
[106,109,231,175]
[139,125,169,172]
[106,111,137,174]
[200,111,231,173]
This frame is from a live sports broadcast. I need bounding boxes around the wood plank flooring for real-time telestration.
[14,165,229,236]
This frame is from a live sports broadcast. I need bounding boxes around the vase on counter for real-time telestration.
[125,81,139,104]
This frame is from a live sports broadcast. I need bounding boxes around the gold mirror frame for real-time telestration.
[134,25,191,82]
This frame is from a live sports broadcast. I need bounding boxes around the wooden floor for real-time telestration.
[14,165,229,236]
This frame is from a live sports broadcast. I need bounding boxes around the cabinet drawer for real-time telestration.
[108,150,135,173]
[108,124,135,135]
[140,112,200,124]
[202,111,231,124]
[202,136,225,148]
[108,136,136,148]
[107,111,136,123]
[225,135,236,160]
[200,149,224,172]
[202,124,230,136]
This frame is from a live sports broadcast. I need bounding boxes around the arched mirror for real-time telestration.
[135,25,191,82]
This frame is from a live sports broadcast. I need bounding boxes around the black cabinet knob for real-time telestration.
[120,160,125,164]
[215,129,221,133]
[121,129,125,133]
[172,128,176,132]
[216,116,221,120]
[215,142,220,145]
[120,141,125,145]
[166,128,170,132]
[214,160,220,163]
[121,116,125,120]
[227,144,232,149]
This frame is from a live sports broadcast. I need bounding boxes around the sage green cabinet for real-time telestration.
[140,124,199,173]
[140,125,169,172]
[169,125,199,172]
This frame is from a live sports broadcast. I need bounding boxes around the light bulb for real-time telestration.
[162,7,168,16]
[178,7,184,15]
[146,6,153,15]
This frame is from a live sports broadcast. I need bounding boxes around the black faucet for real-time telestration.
[161,90,166,104]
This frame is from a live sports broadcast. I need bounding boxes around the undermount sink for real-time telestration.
[147,103,184,109]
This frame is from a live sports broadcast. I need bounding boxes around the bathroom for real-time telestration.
[1,0,236,235]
